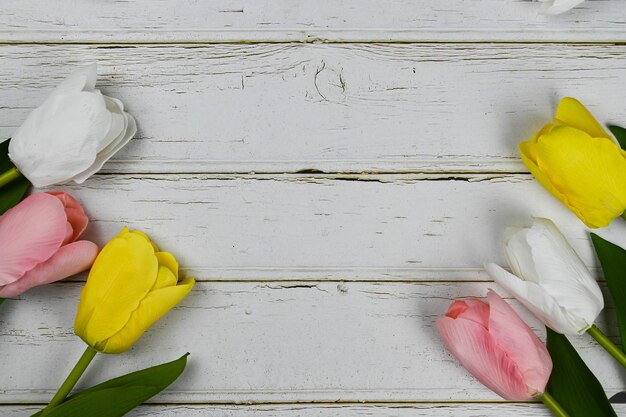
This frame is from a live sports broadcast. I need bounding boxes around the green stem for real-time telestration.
[587,324,626,368]
[541,391,571,417]
[41,346,97,416]
[621,210,626,221]
[0,167,21,188]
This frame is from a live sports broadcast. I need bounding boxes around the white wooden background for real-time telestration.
[2,1,626,416]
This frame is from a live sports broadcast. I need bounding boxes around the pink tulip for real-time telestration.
[0,191,98,297]
[436,290,552,400]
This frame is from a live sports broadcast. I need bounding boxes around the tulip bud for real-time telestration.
[437,291,552,400]
[74,228,194,354]
[520,97,626,228]
[0,191,98,297]
[8,64,137,188]
[487,218,604,335]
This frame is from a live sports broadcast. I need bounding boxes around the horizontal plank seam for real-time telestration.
[47,278,500,283]
[94,170,530,176]
[87,172,531,179]
[0,400,545,406]
[50,278,605,284]
[98,159,528,175]
[2,32,626,45]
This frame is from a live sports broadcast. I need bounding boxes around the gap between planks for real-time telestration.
[0,400,563,406]
[98,159,528,175]
[81,172,524,180]
[10,401,625,417]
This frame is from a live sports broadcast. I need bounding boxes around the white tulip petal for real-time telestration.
[51,64,98,98]
[9,91,111,187]
[97,96,126,153]
[526,219,603,327]
[528,219,593,285]
[70,112,137,184]
[539,0,584,14]
[486,263,585,335]
[504,228,541,284]
[594,218,626,252]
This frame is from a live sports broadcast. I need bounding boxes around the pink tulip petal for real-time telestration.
[487,291,553,395]
[0,240,98,298]
[62,222,74,245]
[47,190,89,241]
[437,315,530,400]
[446,298,490,329]
[446,300,469,318]
[0,193,67,286]
[64,207,88,239]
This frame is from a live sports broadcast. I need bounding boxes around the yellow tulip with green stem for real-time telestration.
[40,228,194,416]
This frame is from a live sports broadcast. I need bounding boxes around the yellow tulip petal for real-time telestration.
[128,229,159,251]
[535,125,626,227]
[74,230,159,347]
[519,138,586,222]
[156,252,179,279]
[99,277,195,354]
[152,252,179,290]
[524,124,555,163]
[530,124,555,144]
[554,97,609,139]
[152,265,177,291]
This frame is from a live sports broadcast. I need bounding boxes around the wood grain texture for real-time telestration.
[0,0,624,43]
[2,43,626,174]
[48,174,605,281]
[6,403,626,417]
[0,281,621,404]
[3,3,624,414]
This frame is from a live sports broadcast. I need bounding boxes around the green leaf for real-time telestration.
[32,353,188,417]
[0,139,30,215]
[546,328,617,417]
[591,233,626,351]
[608,125,626,151]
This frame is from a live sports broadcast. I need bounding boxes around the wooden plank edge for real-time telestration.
[99,158,527,175]
[54,267,603,282]
[2,388,622,404]
[7,402,626,415]
[2,29,626,44]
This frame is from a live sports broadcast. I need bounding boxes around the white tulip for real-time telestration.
[537,0,585,14]
[486,218,603,335]
[8,64,136,187]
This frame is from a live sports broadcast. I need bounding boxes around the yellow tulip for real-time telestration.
[74,228,194,353]
[520,97,626,228]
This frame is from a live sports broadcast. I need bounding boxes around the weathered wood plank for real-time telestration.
[1,43,625,174]
[0,281,620,403]
[0,0,624,43]
[46,174,603,281]
[7,403,626,417]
